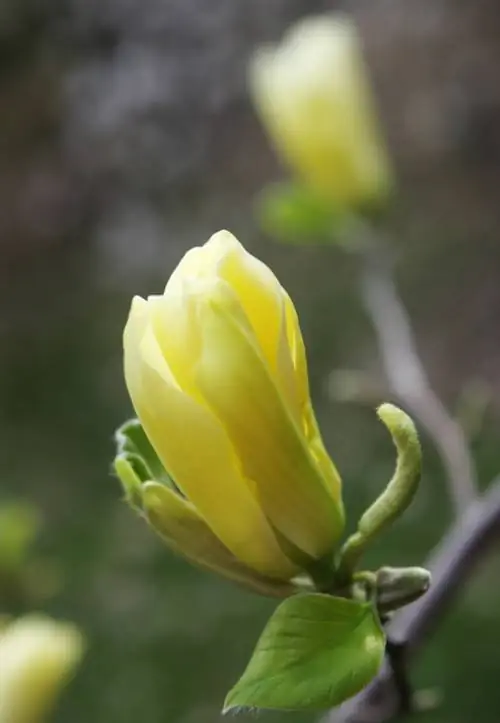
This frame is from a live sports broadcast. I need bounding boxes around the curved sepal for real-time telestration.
[142,483,297,598]
[115,418,174,488]
[114,418,300,597]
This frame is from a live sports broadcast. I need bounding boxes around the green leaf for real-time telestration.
[257,182,349,244]
[224,593,385,712]
[0,503,40,572]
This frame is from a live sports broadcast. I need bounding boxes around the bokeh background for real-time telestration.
[2,0,500,721]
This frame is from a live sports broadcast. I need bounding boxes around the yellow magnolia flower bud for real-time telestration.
[122,230,344,584]
[0,615,84,723]
[249,14,393,210]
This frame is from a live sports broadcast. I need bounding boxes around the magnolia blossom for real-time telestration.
[119,230,344,590]
[249,14,393,210]
[0,615,84,723]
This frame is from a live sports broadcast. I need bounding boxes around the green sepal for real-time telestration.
[115,418,174,488]
[143,483,297,598]
[224,593,385,712]
[257,182,349,244]
[113,420,308,598]
[114,455,145,511]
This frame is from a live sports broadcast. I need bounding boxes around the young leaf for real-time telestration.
[115,418,174,488]
[224,593,385,712]
[257,182,347,244]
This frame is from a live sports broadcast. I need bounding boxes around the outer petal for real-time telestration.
[209,232,301,423]
[284,292,342,502]
[284,292,310,410]
[159,231,301,423]
[142,482,296,597]
[146,289,201,397]
[204,232,282,367]
[123,298,297,579]
[195,285,344,558]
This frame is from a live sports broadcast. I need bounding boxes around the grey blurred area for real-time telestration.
[1,1,500,722]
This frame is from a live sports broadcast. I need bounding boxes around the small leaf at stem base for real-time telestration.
[223,593,385,712]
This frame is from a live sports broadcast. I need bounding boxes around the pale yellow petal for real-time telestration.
[147,289,200,396]
[123,305,297,579]
[152,268,296,421]
[161,232,300,420]
[208,233,282,364]
[165,247,205,293]
[163,231,284,378]
[304,404,342,504]
[284,292,342,501]
[284,291,310,411]
[275,301,302,424]
[164,230,238,292]
[196,288,344,558]
[249,15,393,206]
[211,235,301,422]
[0,615,84,723]
[142,482,296,596]
[122,295,152,395]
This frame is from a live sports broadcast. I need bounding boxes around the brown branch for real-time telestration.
[326,477,500,723]
[359,244,477,515]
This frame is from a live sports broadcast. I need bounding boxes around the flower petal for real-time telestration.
[284,292,342,501]
[142,482,296,597]
[208,232,282,366]
[146,289,200,397]
[0,615,84,723]
[284,292,310,410]
[249,16,393,207]
[209,232,302,422]
[123,300,297,579]
[160,231,302,423]
[195,286,344,558]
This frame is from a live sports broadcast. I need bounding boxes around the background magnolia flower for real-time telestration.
[249,14,393,211]
[118,230,344,590]
[0,614,84,723]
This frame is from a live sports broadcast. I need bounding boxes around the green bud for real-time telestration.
[376,566,431,613]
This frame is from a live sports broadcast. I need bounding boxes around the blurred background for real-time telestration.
[2,0,500,721]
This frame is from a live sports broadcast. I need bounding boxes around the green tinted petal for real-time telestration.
[196,289,344,559]
[142,483,296,597]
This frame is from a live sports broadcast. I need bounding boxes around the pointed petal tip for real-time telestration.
[206,229,243,253]
[128,294,148,318]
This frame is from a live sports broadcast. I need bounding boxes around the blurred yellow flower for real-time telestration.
[0,615,84,723]
[249,14,393,211]
[121,230,344,587]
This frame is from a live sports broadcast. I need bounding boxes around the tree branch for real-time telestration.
[359,243,477,516]
[326,477,500,723]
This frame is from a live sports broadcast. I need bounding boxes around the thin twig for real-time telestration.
[326,476,500,723]
[359,243,477,515]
